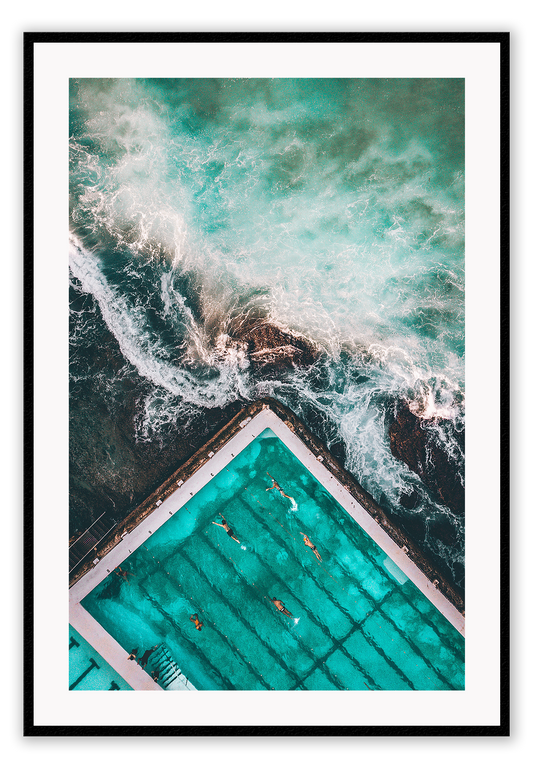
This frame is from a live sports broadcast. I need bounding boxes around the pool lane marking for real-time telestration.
[146,468,462,688]
[182,476,462,688]
[181,484,360,652]
[207,466,462,680]
[137,500,444,683]
[138,542,277,689]
[142,486,364,630]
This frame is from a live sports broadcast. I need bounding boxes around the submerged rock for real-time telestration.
[388,400,464,515]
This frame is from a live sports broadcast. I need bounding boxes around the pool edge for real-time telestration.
[69,397,464,614]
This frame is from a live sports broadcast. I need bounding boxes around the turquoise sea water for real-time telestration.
[81,432,464,690]
[70,78,465,590]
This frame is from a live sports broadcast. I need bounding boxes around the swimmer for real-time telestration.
[300,533,322,562]
[190,613,204,631]
[139,645,158,669]
[115,565,133,583]
[270,598,294,618]
[127,648,139,661]
[266,472,295,502]
[212,513,240,543]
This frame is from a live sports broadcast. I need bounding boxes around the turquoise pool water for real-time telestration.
[69,625,133,690]
[81,430,465,690]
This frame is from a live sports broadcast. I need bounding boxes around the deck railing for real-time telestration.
[69,512,117,575]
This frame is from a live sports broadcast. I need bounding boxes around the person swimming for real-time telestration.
[190,613,204,631]
[270,598,294,618]
[127,648,139,661]
[300,533,322,561]
[212,513,240,543]
[115,565,133,583]
[266,472,295,502]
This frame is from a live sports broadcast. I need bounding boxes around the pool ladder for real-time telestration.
[148,644,190,690]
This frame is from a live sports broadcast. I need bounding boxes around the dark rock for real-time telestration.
[69,390,248,539]
[399,488,421,510]
[229,316,320,371]
[329,441,346,466]
[389,400,464,515]
[452,560,465,591]
[393,513,427,545]
[431,518,459,546]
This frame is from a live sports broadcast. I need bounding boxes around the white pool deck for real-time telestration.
[69,406,465,691]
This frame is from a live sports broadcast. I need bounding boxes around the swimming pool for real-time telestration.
[69,625,133,690]
[79,424,464,691]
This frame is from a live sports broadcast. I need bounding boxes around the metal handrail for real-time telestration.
[69,512,107,549]
[68,518,117,575]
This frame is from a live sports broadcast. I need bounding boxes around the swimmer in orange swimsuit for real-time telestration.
[190,613,204,631]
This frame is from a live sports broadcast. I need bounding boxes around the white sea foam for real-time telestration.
[69,233,252,413]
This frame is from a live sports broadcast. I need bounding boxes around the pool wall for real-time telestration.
[70,399,464,690]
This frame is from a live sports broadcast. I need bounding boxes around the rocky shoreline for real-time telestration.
[69,313,464,596]
[69,315,319,542]
[388,399,465,515]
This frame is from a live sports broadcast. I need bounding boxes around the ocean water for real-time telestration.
[69,79,465,591]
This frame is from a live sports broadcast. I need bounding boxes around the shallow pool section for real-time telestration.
[69,625,133,690]
[81,429,465,691]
